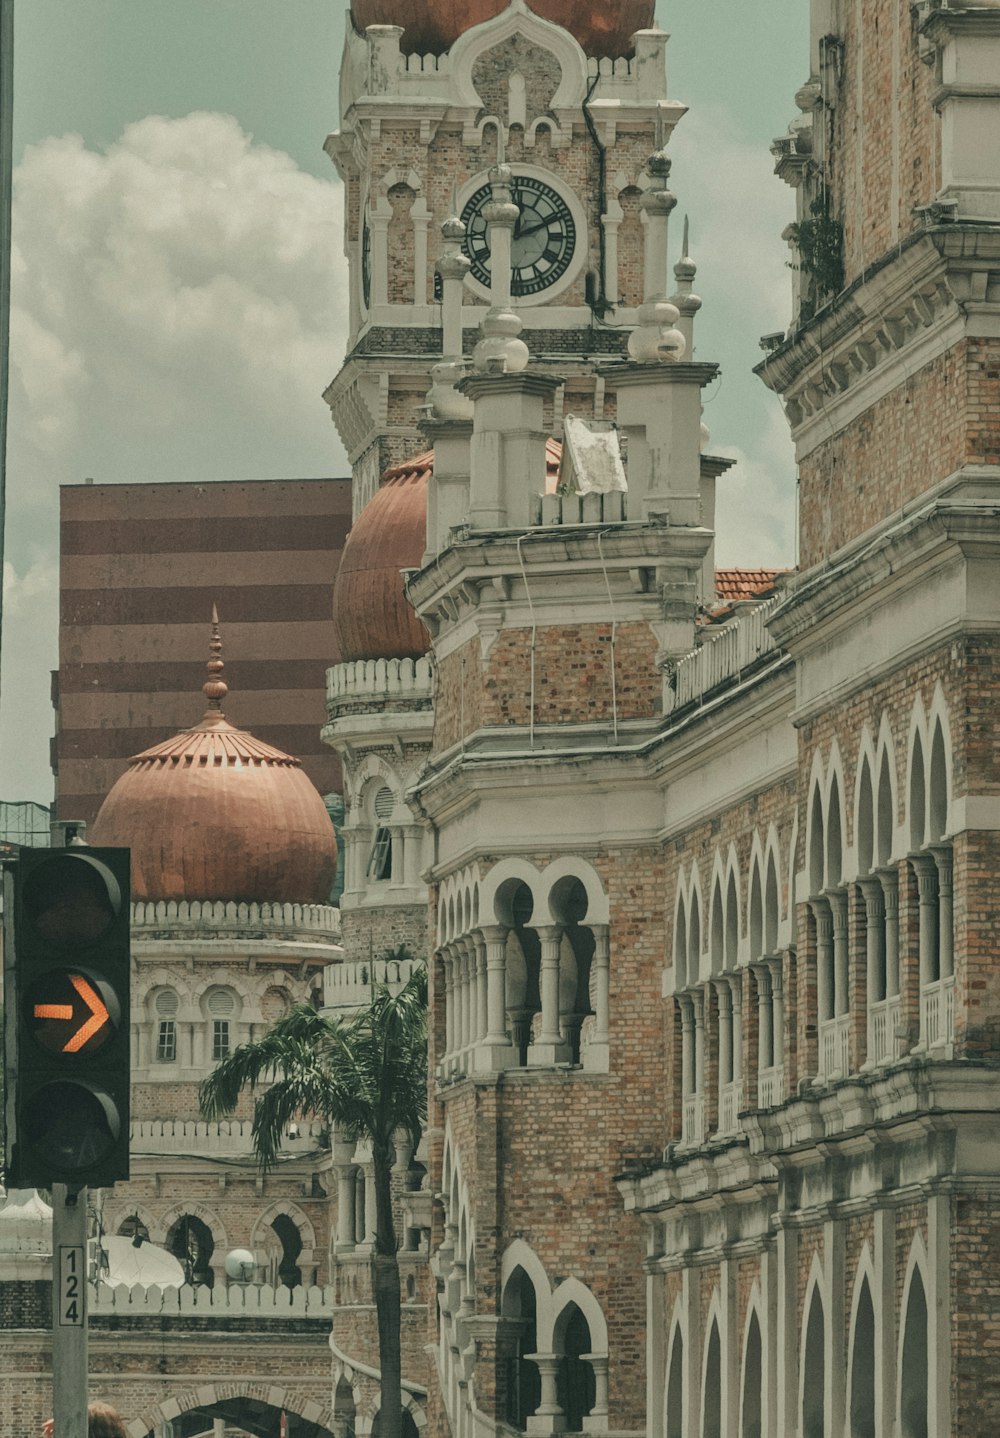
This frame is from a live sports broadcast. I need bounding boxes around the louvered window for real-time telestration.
[368,787,394,880]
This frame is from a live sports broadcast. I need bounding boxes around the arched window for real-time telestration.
[368,785,395,880]
[702,1319,721,1438]
[741,1310,762,1438]
[167,1214,215,1288]
[665,1325,683,1438]
[710,879,724,976]
[204,986,237,1061]
[849,1278,875,1438]
[502,1266,541,1429]
[502,880,539,1066]
[554,1302,596,1432]
[674,900,688,991]
[270,1213,303,1288]
[154,988,178,1063]
[801,1286,825,1438]
[929,722,947,842]
[899,1267,928,1438]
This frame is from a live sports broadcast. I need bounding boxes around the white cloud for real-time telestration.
[8,111,347,487]
[2,112,350,801]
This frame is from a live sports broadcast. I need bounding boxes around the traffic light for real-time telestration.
[3,846,131,1190]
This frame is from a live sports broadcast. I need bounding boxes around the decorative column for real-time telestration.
[335,1169,356,1251]
[529,925,569,1065]
[474,931,489,1046]
[730,976,743,1089]
[584,925,610,1074]
[423,199,474,562]
[756,966,773,1070]
[913,854,940,988]
[931,846,953,979]
[861,877,886,1003]
[769,961,784,1076]
[717,983,733,1087]
[525,1354,566,1434]
[811,899,834,1023]
[879,868,900,997]
[459,136,559,533]
[442,949,456,1068]
[477,924,516,1071]
[679,996,695,1098]
[827,889,849,1018]
[582,1354,609,1433]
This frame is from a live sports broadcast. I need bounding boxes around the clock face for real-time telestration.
[461,174,576,298]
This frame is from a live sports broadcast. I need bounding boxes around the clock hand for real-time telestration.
[515,217,556,240]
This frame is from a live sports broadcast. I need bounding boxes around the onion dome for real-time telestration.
[332,455,433,664]
[333,442,564,663]
[90,612,337,905]
[351,0,654,57]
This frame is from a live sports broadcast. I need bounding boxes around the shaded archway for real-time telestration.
[270,1213,303,1288]
[899,1267,928,1438]
[665,1323,683,1438]
[741,1309,762,1438]
[501,1264,541,1429]
[849,1276,875,1438]
[554,1301,596,1432]
[703,1319,721,1438]
[801,1285,825,1438]
[166,1214,215,1288]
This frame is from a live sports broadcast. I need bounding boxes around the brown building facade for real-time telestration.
[55,476,352,827]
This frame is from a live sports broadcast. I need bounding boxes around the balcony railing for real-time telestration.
[921,975,955,1049]
[716,1080,743,1136]
[819,1014,851,1081]
[757,1065,784,1109]
[868,995,902,1066]
[682,1093,705,1147]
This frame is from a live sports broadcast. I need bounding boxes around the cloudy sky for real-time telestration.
[3,0,807,804]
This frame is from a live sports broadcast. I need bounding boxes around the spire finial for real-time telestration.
[202,604,228,715]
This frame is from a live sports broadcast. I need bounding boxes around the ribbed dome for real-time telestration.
[332,457,432,664]
[333,441,564,664]
[90,616,337,905]
[351,0,655,56]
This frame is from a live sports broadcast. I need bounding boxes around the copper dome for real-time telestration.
[351,0,655,56]
[332,456,433,665]
[332,442,564,664]
[90,617,337,906]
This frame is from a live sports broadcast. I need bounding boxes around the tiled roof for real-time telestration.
[714,568,789,601]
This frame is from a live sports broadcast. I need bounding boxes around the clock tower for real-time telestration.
[323,0,684,515]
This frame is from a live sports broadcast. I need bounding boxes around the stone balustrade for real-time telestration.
[665,597,782,714]
[90,1281,334,1316]
[131,899,340,940]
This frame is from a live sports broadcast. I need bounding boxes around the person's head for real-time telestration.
[88,1403,128,1438]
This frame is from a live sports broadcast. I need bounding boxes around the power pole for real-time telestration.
[52,1183,89,1437]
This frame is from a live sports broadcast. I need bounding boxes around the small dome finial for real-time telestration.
[202,604,228,716]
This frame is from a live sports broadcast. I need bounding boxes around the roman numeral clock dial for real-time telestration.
[461,175,576,298]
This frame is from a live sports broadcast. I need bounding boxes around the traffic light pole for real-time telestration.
[52,1183,88,1437]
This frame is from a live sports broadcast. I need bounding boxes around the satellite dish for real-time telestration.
[100,1236,185,1288]
[225,1247,257,1281]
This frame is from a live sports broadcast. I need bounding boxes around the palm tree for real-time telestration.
[199,962,427,1438]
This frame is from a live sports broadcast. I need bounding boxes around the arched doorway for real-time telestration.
[802,1285,825,1438]
[501,1265,541,1429]
[741,1310,762,1438]
[554,1302,596,1432]
[665,1325,683,1438]
[850,1277,875,1438]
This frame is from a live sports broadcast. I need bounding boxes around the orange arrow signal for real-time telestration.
[33,974,110,1053]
